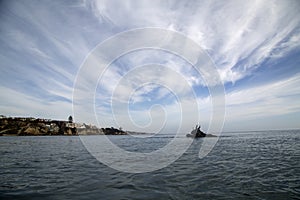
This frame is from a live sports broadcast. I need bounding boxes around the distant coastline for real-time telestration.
[0,115,127,136]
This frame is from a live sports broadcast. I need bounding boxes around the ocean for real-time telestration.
[0,130,299,199]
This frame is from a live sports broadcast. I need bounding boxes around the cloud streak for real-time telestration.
[87,0,300,84]
[0,0,300,131]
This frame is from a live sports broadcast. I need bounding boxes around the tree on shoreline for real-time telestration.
[68,116,73,123]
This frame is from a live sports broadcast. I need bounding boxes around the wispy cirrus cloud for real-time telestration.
[86,0,300,84]
[1,0,300,131]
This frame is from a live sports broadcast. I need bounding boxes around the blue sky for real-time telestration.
[1,0,300,133]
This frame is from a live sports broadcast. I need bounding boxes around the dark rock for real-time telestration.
[101,127,127,135]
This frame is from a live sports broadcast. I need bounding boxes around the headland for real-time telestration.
[0,115,126,136]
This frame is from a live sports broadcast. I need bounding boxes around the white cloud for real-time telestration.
[225,73,300,121]
[0,86,72,120]
[1,0,300,131]
[86,0,300,85]
[115,73,300,132]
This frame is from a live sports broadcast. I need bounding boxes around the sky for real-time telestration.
[0,0,300,133]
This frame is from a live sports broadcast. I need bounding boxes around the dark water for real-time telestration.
[0,130,299,200]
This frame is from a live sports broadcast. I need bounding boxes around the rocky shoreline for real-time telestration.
[0,116,127,136]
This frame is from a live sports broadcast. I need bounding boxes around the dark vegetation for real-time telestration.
[0,116,127,136]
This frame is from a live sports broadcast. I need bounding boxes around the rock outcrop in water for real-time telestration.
[0,116,127,136]
[186,124,217,138]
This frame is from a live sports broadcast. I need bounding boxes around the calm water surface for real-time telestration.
[0,130,299,199]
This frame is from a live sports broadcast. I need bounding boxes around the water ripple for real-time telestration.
[0,131,299,199]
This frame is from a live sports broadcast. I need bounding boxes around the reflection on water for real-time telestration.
[0,130,299,199]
